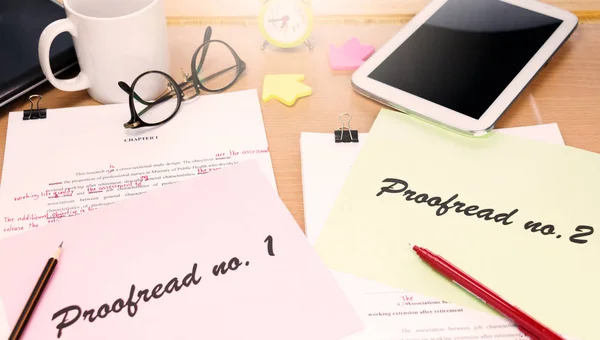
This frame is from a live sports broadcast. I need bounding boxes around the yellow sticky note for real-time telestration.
[262,74,312,106]
[314,109,600,340]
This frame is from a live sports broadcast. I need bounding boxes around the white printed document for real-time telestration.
[0,89,275,239]
[301,124,567,340]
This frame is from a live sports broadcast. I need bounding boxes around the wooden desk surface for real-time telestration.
[1,20,600,233]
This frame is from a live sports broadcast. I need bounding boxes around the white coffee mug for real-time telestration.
[38,0,170,104]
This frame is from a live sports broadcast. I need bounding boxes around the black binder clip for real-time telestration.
[23,95,47,120]
[334,113,359,143]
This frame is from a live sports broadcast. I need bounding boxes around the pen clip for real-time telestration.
[518,326,540,340]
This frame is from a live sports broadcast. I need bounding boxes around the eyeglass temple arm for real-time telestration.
[198,64,240,84]
[195,26,212,75]
[118,81,154,106]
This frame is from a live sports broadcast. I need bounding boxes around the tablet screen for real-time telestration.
[367,0,563,120]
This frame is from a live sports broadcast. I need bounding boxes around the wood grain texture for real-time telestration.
[167,12,600,26]
[54,0,600,21]
[162,0,600,17]
[1,23,599,232]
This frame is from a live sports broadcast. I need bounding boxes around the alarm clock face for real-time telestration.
[260,0,313,47]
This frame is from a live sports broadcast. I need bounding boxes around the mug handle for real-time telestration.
[38,19,90,91]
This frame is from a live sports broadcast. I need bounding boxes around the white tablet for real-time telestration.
[351,0,578,136]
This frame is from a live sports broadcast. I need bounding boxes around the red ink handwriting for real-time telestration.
[198,167,222,175]
[3,225,25,233]
[13,192,40,201]
[239,148,269,155]
[4,213,49,232]
[49,188,74,199]
[14,188,73,202]
[87,179,144,194]
[214,148,269,160]
[16,212,49,222]
[215,152,230,160]
[46,207,92,223]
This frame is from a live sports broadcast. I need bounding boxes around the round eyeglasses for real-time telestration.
[118,26,246,129]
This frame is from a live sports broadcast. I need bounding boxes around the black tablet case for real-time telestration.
[0,0,78,108]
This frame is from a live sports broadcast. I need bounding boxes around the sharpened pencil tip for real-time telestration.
[59,241,63,248]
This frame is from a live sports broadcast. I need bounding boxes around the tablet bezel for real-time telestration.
[351,0,578,136]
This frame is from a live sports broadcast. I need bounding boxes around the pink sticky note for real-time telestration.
[0,160,363,340]
[329,38,375,70]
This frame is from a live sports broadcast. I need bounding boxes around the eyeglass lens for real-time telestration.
[194,41,241,91]
[131,72,179,124]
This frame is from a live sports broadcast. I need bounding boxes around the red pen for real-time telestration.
[412,245,565,340]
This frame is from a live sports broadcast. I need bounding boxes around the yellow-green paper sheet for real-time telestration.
[314,109,600,340]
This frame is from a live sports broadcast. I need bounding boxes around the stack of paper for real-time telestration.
[0,89,279,337]
[312,109,599,340]
[0,160,363,339]
[301,123,569,339]
[0,90,366,339]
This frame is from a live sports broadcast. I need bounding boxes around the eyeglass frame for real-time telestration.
[118,26,247,129]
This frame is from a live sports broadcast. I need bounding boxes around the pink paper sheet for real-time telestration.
[0,160,363,339]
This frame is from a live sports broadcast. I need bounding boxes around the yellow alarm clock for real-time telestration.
[258,0,314,49]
